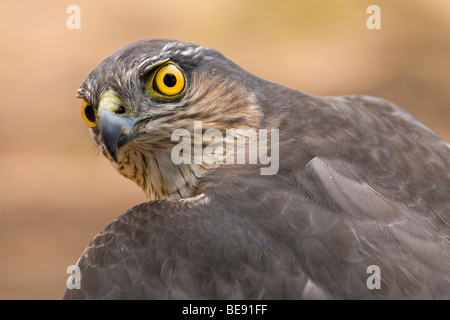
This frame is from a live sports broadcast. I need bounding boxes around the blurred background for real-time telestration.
[0,0,448,299]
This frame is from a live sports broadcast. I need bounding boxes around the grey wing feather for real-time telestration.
[301,156,450,298]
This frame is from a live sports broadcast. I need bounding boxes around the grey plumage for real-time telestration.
[65,39,450,299]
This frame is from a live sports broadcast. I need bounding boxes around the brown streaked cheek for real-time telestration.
[167,72,262,132]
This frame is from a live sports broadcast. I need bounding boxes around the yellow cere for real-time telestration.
[98,90,123,116]
[151,63,185,97]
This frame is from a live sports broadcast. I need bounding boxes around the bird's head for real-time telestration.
[78,40,262,200]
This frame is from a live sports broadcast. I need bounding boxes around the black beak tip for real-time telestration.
[110,149,119,163]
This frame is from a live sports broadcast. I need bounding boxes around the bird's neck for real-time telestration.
[114,124,276,200]
[115,145,212,201]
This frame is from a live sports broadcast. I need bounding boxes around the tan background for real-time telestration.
[0,0,449,299]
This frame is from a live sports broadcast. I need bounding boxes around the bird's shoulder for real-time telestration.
[63,169,319,299]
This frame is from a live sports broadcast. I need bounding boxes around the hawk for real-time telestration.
[64,39,450,299]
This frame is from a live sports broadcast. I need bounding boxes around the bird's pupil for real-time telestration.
[163,73,177,87]
[84,104,96,123]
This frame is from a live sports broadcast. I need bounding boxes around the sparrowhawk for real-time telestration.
[64,39,450,299]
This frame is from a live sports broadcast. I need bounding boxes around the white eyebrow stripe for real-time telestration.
[178,46,204,56]
[162,42,178,52]
[162,42,208,59]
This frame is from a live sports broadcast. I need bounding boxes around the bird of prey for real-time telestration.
[64,39,450,299]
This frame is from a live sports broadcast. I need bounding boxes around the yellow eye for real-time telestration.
[150,63,185,97]
[81,100,97,127]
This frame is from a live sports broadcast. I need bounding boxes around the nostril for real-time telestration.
[116,106,126,114]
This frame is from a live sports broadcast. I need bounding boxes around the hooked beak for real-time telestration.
[99,109,136,162]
